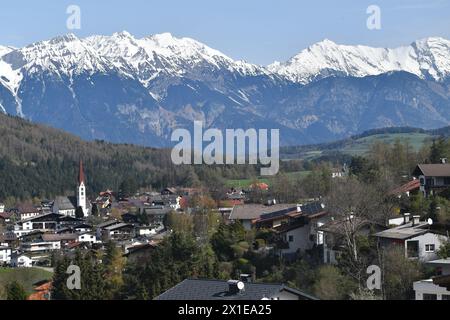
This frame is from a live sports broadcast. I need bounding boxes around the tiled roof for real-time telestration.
[155,278,317,300]
[390,179,420,196]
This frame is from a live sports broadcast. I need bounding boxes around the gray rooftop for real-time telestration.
[155,278,317,300]
[54,196,77,211]
[427,259,450,266]
[374,222,429,240]
[230,204,297,221]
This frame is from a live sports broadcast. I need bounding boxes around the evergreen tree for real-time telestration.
[103,241,125,299]
[6,281,27,300]
[429,138,448,163]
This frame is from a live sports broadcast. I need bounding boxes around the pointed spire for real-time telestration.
[78,159,85,185]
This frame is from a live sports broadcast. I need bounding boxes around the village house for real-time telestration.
[10,252,33,268]
[413,163,450,197]
[320,216,386,264]
[0,246,11,265]
[102,222,135,241]
[13,212,82,237]
[0,211,14,224]
[414,259,450,300]
[124,243,157,264]
[229,203,299,230]
[139,205,173,227]
[267,202,329,258]
[78,231,99,244]
[374,214,448,262]
[17,204,41,221]
[155,277,318,300]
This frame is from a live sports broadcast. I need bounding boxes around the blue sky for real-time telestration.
[0,0,449,65]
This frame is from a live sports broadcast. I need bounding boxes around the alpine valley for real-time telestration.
[1,32,450,147]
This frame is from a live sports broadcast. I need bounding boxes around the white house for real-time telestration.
[20,240,61,253]
[414,259,450,300]
[0,246,11,265]
[18,205,41,221]
[374,216,448,262]
[137,226,159,237]
[274,214,329,256]
[78,232,99,244]
[11,253,33,268]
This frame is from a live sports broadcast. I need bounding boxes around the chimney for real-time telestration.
[227,280,245,294]
[240,274,252,283]
[403,213,411,224]
[297,204,302,213]
[441,158,447,164]
[412,215,420,226]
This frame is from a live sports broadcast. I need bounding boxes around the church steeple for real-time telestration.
[77,159,88,217]
[78,159,85,185]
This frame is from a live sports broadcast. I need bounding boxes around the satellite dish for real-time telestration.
[237,281,245,291]
[428,218,434,226]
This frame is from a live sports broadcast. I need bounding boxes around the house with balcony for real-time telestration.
[413,163,450,197]
[229,203,299,230]
[256,202,329,258]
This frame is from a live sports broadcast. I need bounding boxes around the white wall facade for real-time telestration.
[405,233,448,262]
[414,280,450,300]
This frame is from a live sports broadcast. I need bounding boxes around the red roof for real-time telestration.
[250,182,269,191]
[390,179,420,196]
[78,159,85,185]
[27,282,52,301]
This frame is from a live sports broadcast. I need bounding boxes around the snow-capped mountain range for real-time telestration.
[269,37,450,84]
[0,32,450,146]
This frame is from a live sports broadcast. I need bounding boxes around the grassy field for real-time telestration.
[228,132,435,188]
[282,132,435,161]
[0,267,53,299]
[226,170,311,188]
[340,133,432,157]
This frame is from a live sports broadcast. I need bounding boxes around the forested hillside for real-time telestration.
[0,114,258,201]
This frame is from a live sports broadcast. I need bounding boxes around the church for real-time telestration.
[52,160,90,217]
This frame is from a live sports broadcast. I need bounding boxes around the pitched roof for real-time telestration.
[389,179,421,196]
[104,222,133,231]
[0,212,13,219]
[19,212,63,224]
[154,279,317,300]
[18,205,40,214]
[413,164,450,177]
[230,204,297,221]
[374,222,430,240]
[54,196,77,211]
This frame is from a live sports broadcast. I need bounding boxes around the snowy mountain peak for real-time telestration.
[268,37,450,83]
[48,33,79,44]
[0,46,14,58]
